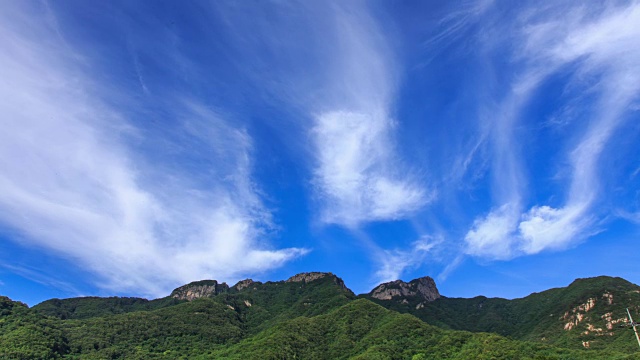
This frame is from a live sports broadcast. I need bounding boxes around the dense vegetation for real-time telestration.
[0,296,68,359]
[215,299,633,360]
[33,297,185,320]
[2,274,640,359]
[364,276,640,353]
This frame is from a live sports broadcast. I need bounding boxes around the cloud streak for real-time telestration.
[311,3,430,228]
[373,235,441,284]
[0,3,305,297]
[465,1,640,259]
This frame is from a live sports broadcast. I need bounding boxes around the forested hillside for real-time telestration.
[2,273,640,359]
[365,276,640,353]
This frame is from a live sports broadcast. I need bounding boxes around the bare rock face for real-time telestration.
[369,276,440,302]
[286,272,348,289]
[286,272,328,283]
[170,280,229,301]
[234,279,258,291]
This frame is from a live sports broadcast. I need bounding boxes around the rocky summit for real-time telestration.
[5,273,640,358]
[170,280,229,301]
[285,272,349,290]
[233,279,259,291]
[369,276,440,302]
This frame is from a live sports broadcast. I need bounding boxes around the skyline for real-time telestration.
[1,0,640,306]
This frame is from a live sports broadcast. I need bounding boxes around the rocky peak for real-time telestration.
[369,276,440,302]
[170,280,229,301]
[286,272,347,289]
[286,272,329,283]
[234,279,260,291]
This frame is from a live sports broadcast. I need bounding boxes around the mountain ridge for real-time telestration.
[368,276,440,303]
[362,274,640,352]
[3,272,640,358]
[25,272,640,306]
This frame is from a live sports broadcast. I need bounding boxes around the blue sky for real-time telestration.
[1,0,640,306]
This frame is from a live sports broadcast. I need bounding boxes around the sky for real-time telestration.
[1,0,640,306]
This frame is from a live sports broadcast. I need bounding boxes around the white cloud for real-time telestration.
[617,210,640,224]
[373,235,440,284]
[0,3,305,297]
[437,254,465,282]
[518,204,592,254]
[311,4,429,227]
[313,111,427,227]
[516,2,640,254]
[464,204,520,259]
[465,1,640,259]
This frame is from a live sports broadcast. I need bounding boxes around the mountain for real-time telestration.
[368,276,440,303]
[170,279,230,301]
[2,273,640,359]
[215,298,623,360]
[363,275,640,353]
[33,296,185,320]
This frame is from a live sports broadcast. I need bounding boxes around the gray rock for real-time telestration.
[170,280,229,301]
[285,272,348,290]
[369,276,440,302]
[234,279,257,291]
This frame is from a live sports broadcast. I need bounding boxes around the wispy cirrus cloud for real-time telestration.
[465,1,640,259]
[517,4,640,254]
[213,1,435,281]
[213,0,436,230]
[311,3,430,228]
[0,3,305,297]
[313,111,428,227]
[373,235,441,284]
[201,2,430,229]
[0,264,81,296]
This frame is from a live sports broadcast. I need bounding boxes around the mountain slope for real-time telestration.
[4,273,355,359]
[33,296,185,320]
[0,296,68,359]
[3,273,640,358]
[213,299,630,359]
[363,275,640,352]
[13,296,632,359]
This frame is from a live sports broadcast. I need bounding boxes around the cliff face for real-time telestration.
[286,272,330,283]
[170,280,229,301]
[169,272,349,301]
[286,272,348,290]
[234,279,259,291]
[369,276,440,302]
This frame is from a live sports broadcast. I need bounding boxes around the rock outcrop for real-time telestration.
[170,280,229,301]
[369,276,440,302]
[286,272,329,283]
[234,279,259,291]
[286,272,348,290]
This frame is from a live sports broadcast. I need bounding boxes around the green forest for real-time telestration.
[2,274,640,359]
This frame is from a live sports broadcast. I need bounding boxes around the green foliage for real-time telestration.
[1,274,356,359]
[214,299,632,359]
[365,276,640,353]
[2,275,640,359]
[224,275,356,333]
[60,298,243,358]
[0,297,68,359]
[1,296,28,315]
[33,296,184,320]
